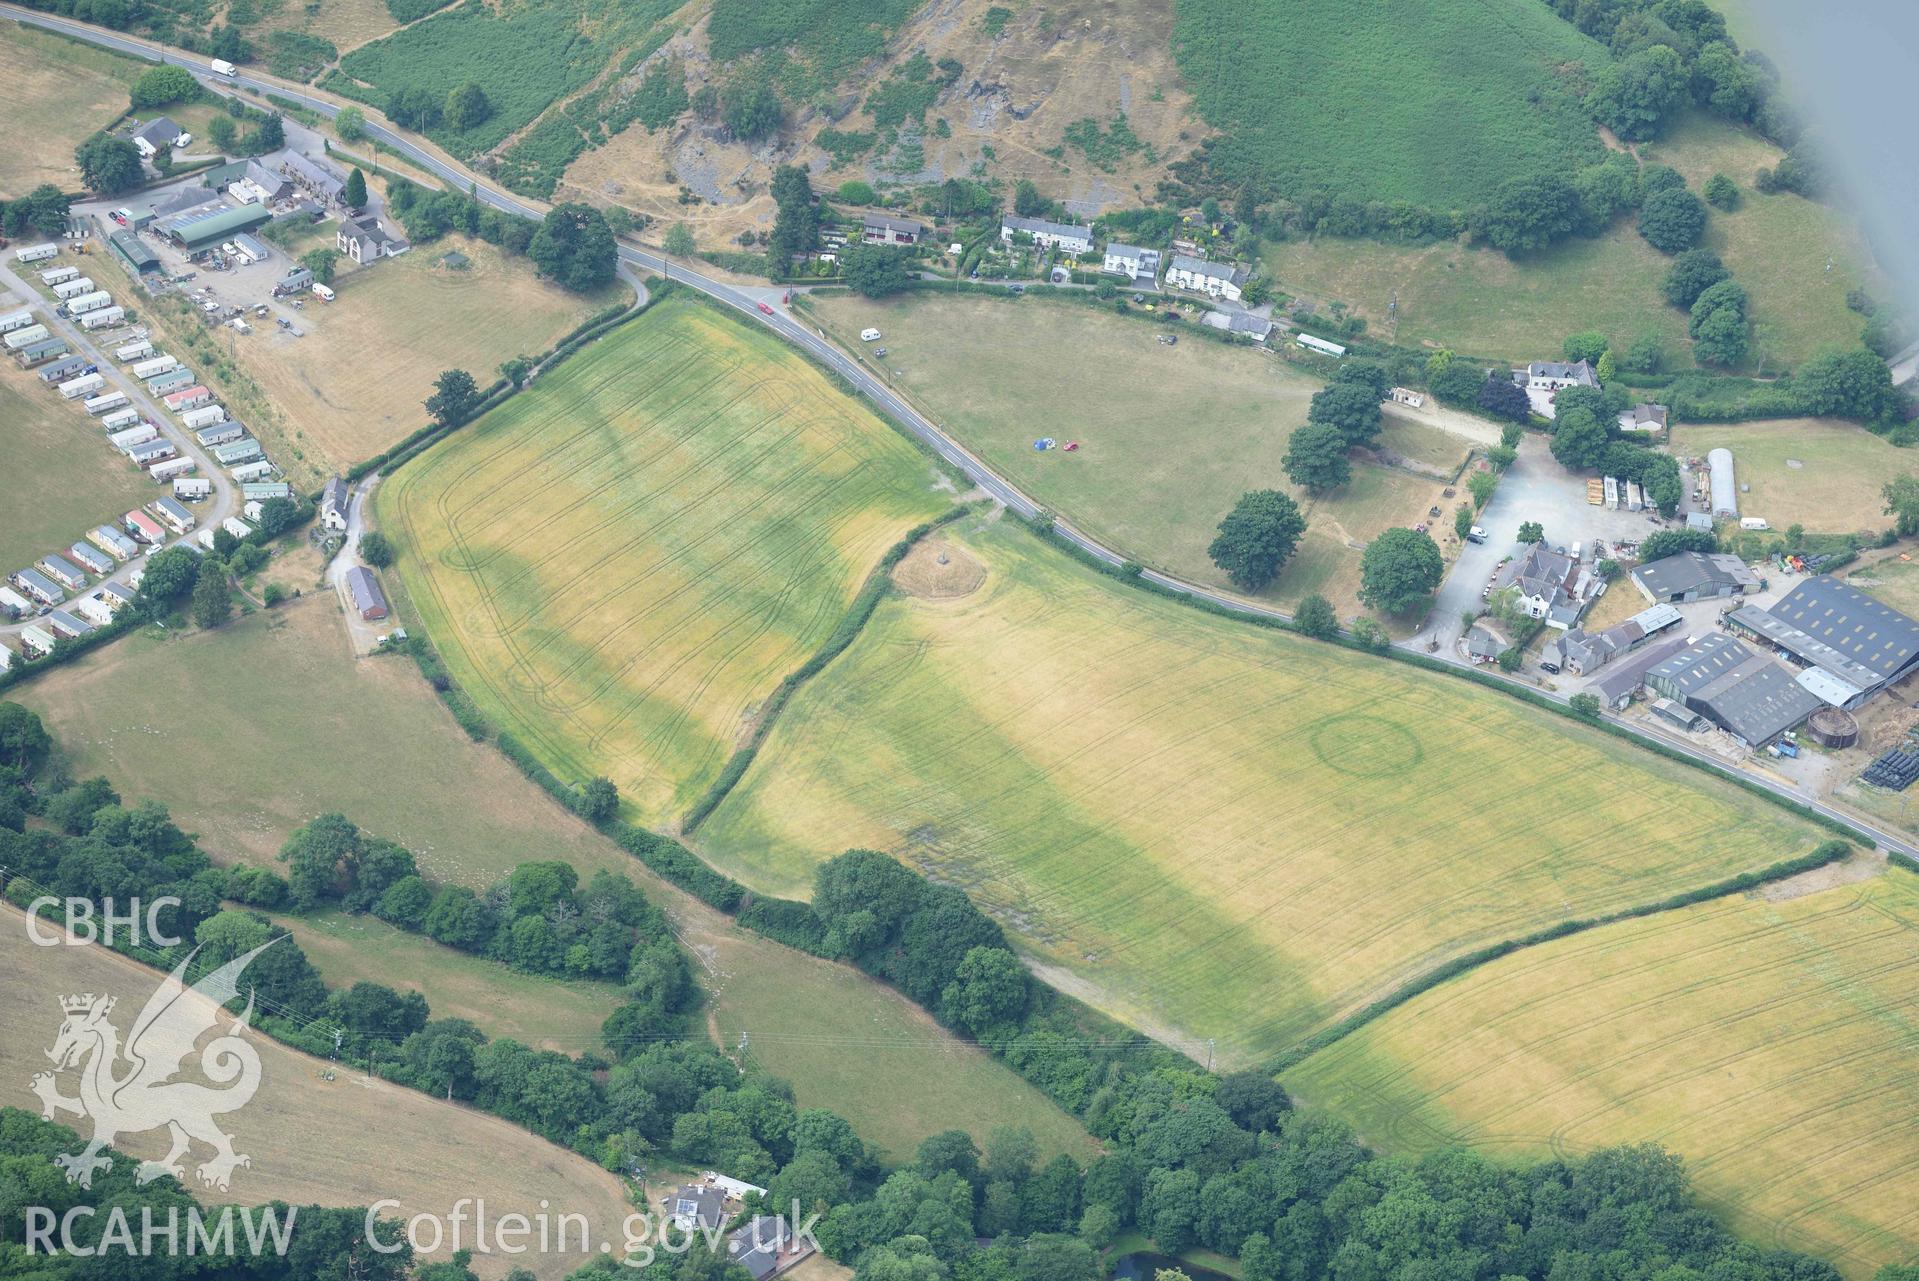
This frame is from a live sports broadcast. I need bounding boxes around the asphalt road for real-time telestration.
[0,255,237,638]
[8,3,1912,856]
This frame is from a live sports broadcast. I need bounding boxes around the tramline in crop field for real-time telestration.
[1286,868,1919,1278]
[697,517,1827,1065]
[382,297,951,821]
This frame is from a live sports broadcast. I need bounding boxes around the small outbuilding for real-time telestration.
[345,565,389,620]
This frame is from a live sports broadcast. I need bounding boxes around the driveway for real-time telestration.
[325,472,386,656]
[1421,435,1671,648]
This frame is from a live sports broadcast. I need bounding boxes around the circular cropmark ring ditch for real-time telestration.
[1308,714,1425,778]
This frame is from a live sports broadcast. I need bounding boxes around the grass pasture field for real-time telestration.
[1171,0,1608,211]
[697,516,1827,1064]
[382,295,952,822]
[0,21,140,196]
[269,910,626,1053]
[1669,419,1907,535]
[231,235,614,479]
[0,907,630,1280]
[10,590,1090,1157]
[1263,114,1877,370]
[0,351,156,581]
[1284,870,1919,1277]
[808,293,1469,612]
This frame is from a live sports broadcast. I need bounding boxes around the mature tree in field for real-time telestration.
[1586,44,1688,140]
[1658,249,1734,310]
[7,184,70,239]
[74,134,143,195]
[1518,521,1545,544]
[1689,278,1749,334]
[1570,693,1603,721]
[842,245,912,298]
[334,105,366,143]
[1694,41,1760,121]
[1014,179,1046,218]
[1467,468,1499,509]
[191,559,232,629]
[1691,300,1750,367]
[1795,347,1898,421]
[426,368,481,428]
[1293,593,1337,639]
[1474,173,1579,255]
[1359,527,1443,614]
[1571,156,1638,234]
[207,114,238,152]
[723,81,781,140]
[940,945,1029,1035]
[1884,474,1919,536]
[1282,422,1352,493]
[130,64,198,109]
[1637,187,1708,253]
[1208,490,1308,592]
[137,546,200,611]
[358,530,395,568]
[444,82,491,131]
[342,166,368,211]
[1476,371,1531,421]
[1308,381,1382,447]
[1704,173,1740,210]
[1335,360,1391,399]
[529,204,618,292]
[662,222,696,261]
[765,164,818,267]
[1562,331,1610,363]
[575,776,618,823]
[1622,330,1665,373]
[1550,406,1610,470]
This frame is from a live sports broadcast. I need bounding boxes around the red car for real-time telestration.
[110,211,129,227]
[756,301,775,316]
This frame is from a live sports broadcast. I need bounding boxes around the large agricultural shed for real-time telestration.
[1727,574,1919,708]
[160,201,271,252]
[1645,635,1822,747]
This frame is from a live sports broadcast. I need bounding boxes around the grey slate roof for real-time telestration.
[1527,359,1596,384]
[1002,215,1093,242]
[133,116,183,148]
[1632,551,1759,601]
[1765,575,1919,682]
[1694,657,1822,745]
[671,1185,726,1229]
[345,566,388,617]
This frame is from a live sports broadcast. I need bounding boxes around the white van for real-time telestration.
[1467,525,1487,544]
[1570,541,1583,561]
[859,328,881,342]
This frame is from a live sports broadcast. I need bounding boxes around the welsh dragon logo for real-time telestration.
[30,941,277,1192]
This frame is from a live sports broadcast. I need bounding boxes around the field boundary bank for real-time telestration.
[1265,837,1856,1075]
[679,504,977,836]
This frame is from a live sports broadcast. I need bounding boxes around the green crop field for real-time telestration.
[1263,114,1877,370]
[697,516,1826,1064]
[1171,0,1608,211]
[1669,419,1906,535]
[808,293,1470,612]
[0,355,156,582]
[1285,870,1919,1278]
[270,910,626,1053]
[382,296,951,822]
[12,590,1087,1158]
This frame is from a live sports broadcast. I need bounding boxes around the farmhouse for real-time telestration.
[1644,634,1821,747]
[1631,551,1761,604]
[321,477,350,532]
[278,150,347,205]
[1000,216,1093,254]
[131,116,187,159]
[1102,243,1161,282]
[861,214,924,245]
[1724,574,1919,708]
[1617,402,1669,433]
[726,1216,809,1281]
[1516,360,1597,418]
[667,1186,726,1232]
[204,157,293,205]
[337,216,411,264]
[1464,619,1513,662]
[1203,310,1273,342]
[1165,254,1248,302]
[1490,544,1599,628]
